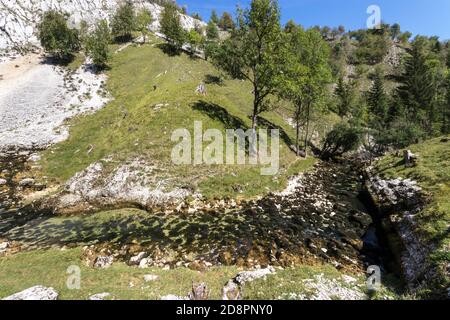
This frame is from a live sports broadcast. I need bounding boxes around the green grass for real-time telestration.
[374,135,450,294]
[40,34,336,199]
[0,248,238,300]
[374,135,449,243]
[0,248,399,300]
[66,52,86,72]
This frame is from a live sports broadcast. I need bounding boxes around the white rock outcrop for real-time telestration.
[2,286,58,300]
[0,0,205,53]
[58,158,190,210]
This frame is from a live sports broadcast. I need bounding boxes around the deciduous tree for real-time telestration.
[212,0,285,130]
[37,10,80,60]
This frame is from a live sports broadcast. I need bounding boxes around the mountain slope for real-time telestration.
[0,0,204,52]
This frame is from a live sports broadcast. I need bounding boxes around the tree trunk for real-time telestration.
[252,88,259,130]
[304,101,311,158]
[295,102,302,157]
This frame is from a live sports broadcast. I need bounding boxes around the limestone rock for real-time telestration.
[0,241,10,253]
[160,294,187,301]
[93,256,114,269]
[2,286,58,300]
[143,274,159,282]
[188,283,209,300]
[19,178,35,187]
[129,252,147,266]
[223,267,275,300]
[89,293,111,300]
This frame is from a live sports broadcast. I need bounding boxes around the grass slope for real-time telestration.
[40,35,335,199]
[0,248,399,300]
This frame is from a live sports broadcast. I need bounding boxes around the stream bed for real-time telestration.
[0,152,402,286]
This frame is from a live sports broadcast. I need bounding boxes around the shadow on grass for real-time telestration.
[204,74,224,86]
[192,100,248,130]
[40,54,76,67]
[257,116,294,151]
[156,43,182,57]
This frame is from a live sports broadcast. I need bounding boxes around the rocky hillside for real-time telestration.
[0,0,204,52]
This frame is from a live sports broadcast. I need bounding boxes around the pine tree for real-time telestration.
[335,77,355,118]
[206,20,219,40]
[218,12,235,31]
[210,10,219,24]
[160,3,186,51]
[397,37,437,134]
[367,69,388,122]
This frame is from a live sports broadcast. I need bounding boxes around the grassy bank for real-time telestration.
[374,135,450,295]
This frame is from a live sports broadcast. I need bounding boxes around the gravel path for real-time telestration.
[0,54,109,152]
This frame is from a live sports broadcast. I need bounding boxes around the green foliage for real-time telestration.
[447,50,450,68]
[321,122,363,159]
[375,120,425,148]
[352,32,390,65]
[218,12,235,31]
[111,1,136,41]
[397,37,439,135]
[160,3,186,51]
[37,10,80,60]
[390,23,401,40]
[367,68,388,122]
[210,10,219,24]
[85,20,111,68]
[187,29,204,55]
[335,77,356,118]
[212,0,285,129]
[398,31,412,43]
[206,20,219,40]
[281,24,332,154]
[136,9,153,43]
[443,73,450,133]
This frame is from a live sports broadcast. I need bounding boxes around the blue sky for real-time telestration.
[180,0,450,40]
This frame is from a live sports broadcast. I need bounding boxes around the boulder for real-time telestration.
[403,150,417,167]
[2,286,58,300]
[89,293,111,300]
[143,274,159,282]
[93,256,114,269]
[0,178,7,186]
[0,241,10,253]
[129,252,147,266]
[19,178,35,187]
[222,267,275,300]
[160,294,187,301]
